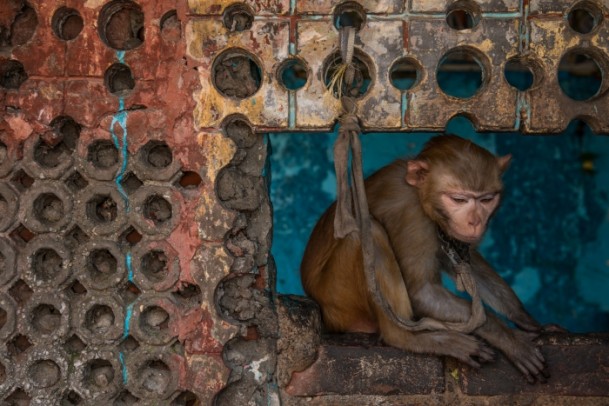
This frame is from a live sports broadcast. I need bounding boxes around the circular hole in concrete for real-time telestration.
[7,333,32,356]
[160,10,180,41]
[0,60,28,89]
[122,227,143,246]
[437,48,485,98]
[446,0,481,30]
[115,390,139,404]
[0,141,7,165]
[143,195,172,225]
[120,172,143,195]
[85,359,115,388]
[5,389,31,403]
[568,1,603,35]
[33,193,64,225]
[64,334,86,355]
[323,49,373,98]
[29,359,60,388]
[104,63,135,96]
[212,49,262,99]
[51,116,80,148]
[558,50,603,101]
[33,138,71,168]
[178,171,202,189]
[141,306,169,331]
[10,3,38,46]
[88,249,118,279]
[11,170,35,192]
[69,280,87,296]
[120,335,140,352]
[278,59,308,90]
[31,304,61,335]
[172,283,202,306]
[98,0,145,50]
[141,250,168,283]
[222,115,256,148]
[32,248,63,282]
[504,57,539,91]
[390,57,421,90]
[222,3,254,32]
[141,141,172,169]
[88,140,119,169]
[85,304,115,334]
[139,360,171,395]
[61,390,82,404]
[8,280,33,307]
[65,171,89,192]
[333,1,367,31]
[52,7,84,41]
[171,390,199,405]
[86,195,118,223]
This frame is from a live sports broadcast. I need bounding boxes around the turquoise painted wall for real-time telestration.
[269,120,609,333]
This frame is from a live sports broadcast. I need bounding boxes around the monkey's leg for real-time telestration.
[371,221,494,368]
[307,231,380,334]
[411,283,547,383]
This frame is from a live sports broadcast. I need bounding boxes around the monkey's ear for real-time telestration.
[406,160,429,187]
[497,154,512,173]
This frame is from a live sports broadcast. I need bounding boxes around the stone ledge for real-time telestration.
[282,331,609,404]
[459,333,609,397]
[284,333,444,396]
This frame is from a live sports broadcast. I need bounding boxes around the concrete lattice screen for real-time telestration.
[0,0,609,405]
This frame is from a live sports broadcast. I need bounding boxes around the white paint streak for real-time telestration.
[248,355,269,382]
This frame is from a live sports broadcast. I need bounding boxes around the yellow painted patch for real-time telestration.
[84,0,106,9]
[195,131,235,220]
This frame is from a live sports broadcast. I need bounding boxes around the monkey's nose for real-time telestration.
[469,215,482,227]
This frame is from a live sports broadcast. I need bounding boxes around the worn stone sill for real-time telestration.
[282,331,609,404]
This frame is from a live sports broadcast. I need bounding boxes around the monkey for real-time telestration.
[301,134,549,383]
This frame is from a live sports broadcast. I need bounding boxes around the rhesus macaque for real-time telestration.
[301,135,548,383]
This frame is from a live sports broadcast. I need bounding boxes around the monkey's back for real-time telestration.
[300,160,425,333]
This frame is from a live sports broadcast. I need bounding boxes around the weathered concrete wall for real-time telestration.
[188,0,609,133]
[0,0,236,403]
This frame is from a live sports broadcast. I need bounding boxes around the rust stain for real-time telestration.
[5,116,34,141]
[174,307,224,354]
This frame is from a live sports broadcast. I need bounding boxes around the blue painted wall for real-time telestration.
[269,120,609,333]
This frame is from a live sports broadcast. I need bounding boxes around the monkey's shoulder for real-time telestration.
[366,160,416,198]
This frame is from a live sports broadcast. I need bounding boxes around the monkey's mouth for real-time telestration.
[450,230,482,244]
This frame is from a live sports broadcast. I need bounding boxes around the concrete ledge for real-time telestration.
[459,333,609,397]
[285,334,444,396]
[282,332,609,404]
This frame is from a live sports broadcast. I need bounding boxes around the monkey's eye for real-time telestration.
[450,196,468,204]
[479,195,497,204]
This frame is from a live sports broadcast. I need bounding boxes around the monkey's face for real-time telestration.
[406,152,506,244]
[438,190,500,243]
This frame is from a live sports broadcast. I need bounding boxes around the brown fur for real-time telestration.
[301,135,548,382]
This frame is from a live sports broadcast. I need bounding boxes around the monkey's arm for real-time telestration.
[410,281,546,383]
[461,251,541,332]
[467,252,566,333]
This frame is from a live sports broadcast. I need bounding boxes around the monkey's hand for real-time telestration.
[503,329,548,384]
[434,331,495,369]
